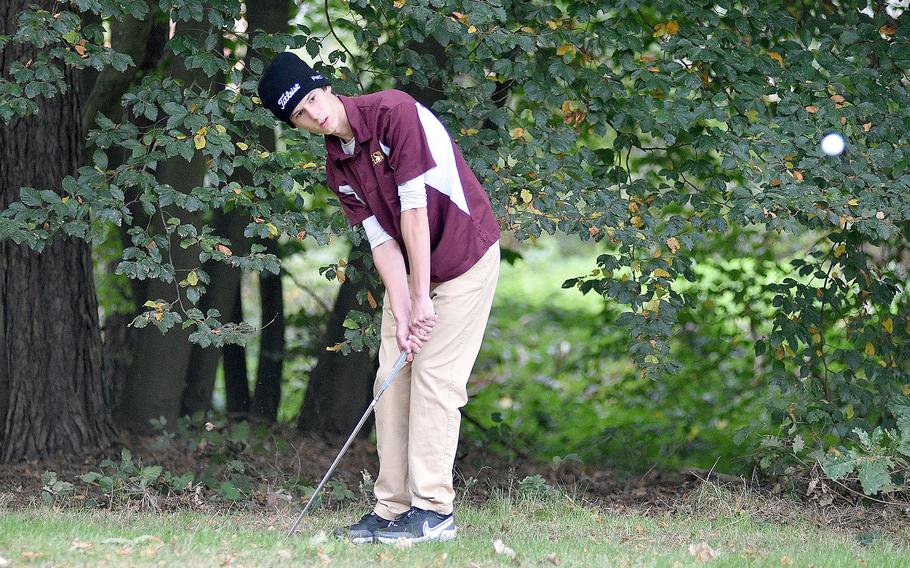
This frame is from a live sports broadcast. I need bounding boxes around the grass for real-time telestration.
[2,486,909,567]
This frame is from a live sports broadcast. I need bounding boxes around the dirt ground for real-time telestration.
[1,424,907,543]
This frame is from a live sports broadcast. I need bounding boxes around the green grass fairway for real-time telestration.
[1,496,908,567]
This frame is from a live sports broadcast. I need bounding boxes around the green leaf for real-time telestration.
[821,452,857,480]
[857,460,892,495]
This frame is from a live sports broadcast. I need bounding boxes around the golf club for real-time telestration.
[286,350,409,538]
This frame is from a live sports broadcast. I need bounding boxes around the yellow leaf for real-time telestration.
[187,270,199,286]
[865,341,875,357]
[520,26,535,33]
[267,222,279,238]
[848,198,859,206]
[884,318,894,334]
[337,270,346,284]
[812,333,821,345]
[467,25,477,34]
[653,268,671,278]
[645,298,661,313]
[770,179,781,187]
[367,291,378,309]
[338,258,347,267]
[259,151,270,159]
[665,20,679,35]
[845,404,854,419]
[451,11,467,23]
[236,142,248,150]
[792,170,803,182]
[556,44,576,57]
[744,109,759,122]
[393,0,405,8]
[520,188,532,204]
[769,51,785,67]
[631,215,643,228]
[460,128,479,136]
[301,162,317,169]
[176,133,186,140]
[834,244,846,257]
[863,122,872,132]
[143,300,159,308]
[652,23,665,37]
[510,127,525,141]
[405,67,413,76]
[546,20,559,30]
[902,384,910,396]
[326,343,344,352]
[214,124,227,134]
[193,133,206,150]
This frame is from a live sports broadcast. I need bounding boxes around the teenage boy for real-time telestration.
[258,52,500,543]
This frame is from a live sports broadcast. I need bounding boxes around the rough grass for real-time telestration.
[2,483,909,567]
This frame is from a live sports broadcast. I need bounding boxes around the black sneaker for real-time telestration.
[374,506,457,543]
[334,511,395,544]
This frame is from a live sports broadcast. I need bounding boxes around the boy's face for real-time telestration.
[289,86,340,134]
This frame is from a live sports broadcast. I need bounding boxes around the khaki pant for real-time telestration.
[372,241,500,518]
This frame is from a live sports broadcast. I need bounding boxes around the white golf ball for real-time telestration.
[821,133,845,156]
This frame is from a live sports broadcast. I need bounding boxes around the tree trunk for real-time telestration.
[181,207,248,416]
[223,287,250,416]
[298,240,377,435]
[0,0,115,462]
[252,239,285,421]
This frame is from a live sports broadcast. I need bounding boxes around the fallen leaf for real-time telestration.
[652,268,671,278]
[880,23,897,37]
[493,539,516,559]
[792,170,803,182]
[74,40,87,57]
[556,44,576,57]
[296,230,307,241]
[781,556,794,565]
[688,541,719,561]
[666,237,681,253]
[236,142,248,150]
[215,244,232,256]
[805,105,817,114]
[831,94,845,104]
[393,538,414,549]
[510,127,526,141]
[769,51,785,67]
[367,291,378,309]
[547,552,562,565]
[393,0,405,7]
[863,122,872,132]
[71,538,94,551]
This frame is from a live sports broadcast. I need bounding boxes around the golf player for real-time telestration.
[257,52,500,543]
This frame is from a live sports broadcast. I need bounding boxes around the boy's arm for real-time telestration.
[371,238,423,361]
[400,206,436,342]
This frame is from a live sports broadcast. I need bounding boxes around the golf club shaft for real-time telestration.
[286,351,409,537]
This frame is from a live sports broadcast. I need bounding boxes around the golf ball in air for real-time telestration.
[821,133,845,156]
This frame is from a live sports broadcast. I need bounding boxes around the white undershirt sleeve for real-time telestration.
[362,215,394,250]
[397,174,427,212]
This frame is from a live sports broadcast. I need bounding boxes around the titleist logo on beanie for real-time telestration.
[277,83,301,109]
[257,52,331,127]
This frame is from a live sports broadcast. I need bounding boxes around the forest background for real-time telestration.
[2,0,910,523]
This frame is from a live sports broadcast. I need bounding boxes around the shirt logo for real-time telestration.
[277,83,300,109]
[371,150,384,165]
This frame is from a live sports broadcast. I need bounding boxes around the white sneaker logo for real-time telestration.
[421,516,453,539]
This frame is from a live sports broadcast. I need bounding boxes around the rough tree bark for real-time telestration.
[0,0,116,462]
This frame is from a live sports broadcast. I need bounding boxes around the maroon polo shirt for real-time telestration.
[323,89,500,283]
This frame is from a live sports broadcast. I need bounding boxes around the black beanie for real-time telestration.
[257,52,332,127]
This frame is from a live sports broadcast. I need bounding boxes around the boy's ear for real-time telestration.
[324,85,333,94]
